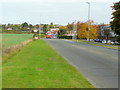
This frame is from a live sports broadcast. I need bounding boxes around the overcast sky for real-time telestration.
[0,0,119,25]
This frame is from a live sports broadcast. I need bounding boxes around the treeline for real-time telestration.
[1,22,59,34]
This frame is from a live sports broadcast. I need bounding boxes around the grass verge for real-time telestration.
[72,39,119,50]
[2,39,95,88]
[2,39,33,63]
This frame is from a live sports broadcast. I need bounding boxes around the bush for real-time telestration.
[33,33,46,38]
[41,34,46,38]
[58,35,72,39]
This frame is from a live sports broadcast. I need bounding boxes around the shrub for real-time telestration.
[58,35,72,39]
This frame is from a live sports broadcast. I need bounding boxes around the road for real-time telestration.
[44,39,118,88]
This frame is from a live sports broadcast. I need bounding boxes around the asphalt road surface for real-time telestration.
[44,39,118,88]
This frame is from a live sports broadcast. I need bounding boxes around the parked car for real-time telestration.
[52,34,57,39]
[46,34,53,39]
[46,31,53,39]
[94,39,102,42]
[102,40,114,44]
[112,41,120,45]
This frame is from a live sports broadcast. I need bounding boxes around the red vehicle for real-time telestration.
[46,31,53,39]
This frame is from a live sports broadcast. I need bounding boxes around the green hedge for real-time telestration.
[33,34,46,38]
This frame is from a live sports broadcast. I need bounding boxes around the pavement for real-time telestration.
[44,39,119,88]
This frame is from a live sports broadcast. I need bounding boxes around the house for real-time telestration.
[99,25,116,41]
[50,28,59,34]
[7,28,12,30]
[33,30,38,33]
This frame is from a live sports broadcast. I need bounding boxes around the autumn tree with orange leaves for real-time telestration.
[77,22,88,39]
[77,21,98,39]
[66,21,98,39]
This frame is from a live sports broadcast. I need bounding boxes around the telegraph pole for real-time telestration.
[38,25,40,39]
[86,2,90,42]
[72,21,74,40]
[38,16,41,39]
[75,21,77,40]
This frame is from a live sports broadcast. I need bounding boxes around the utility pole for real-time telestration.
[86,2,90,42]
[72,21,74,40]
[38,16,41,39]
[75,21,77,40]
[38,24,41,39]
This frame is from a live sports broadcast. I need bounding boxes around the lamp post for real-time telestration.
[86,2,90,42]
[72,20,77,40]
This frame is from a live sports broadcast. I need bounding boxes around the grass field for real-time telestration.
[2,34,33,51]
[2,40,95,88]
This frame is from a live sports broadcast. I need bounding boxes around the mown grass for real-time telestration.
[2,40,95,88]
[2,34,33,51]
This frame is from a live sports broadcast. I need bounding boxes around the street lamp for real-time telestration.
[72,20,77,40]
[86,2,90,42]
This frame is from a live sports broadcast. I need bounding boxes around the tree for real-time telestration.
[35,24,39,30]
[77,22,87,39]
[66,23,73,34]
[50,22,54,28]
[59,26,67,35]
[7,23,13,29]
[77,21,98,39]
[22,22,28,28]
[29,24,33,29]
[89,24,98,39]
[2,24,7,30]
[13,24,20,31]
[43,24,47,33]
[110,1,120,42]
[21,22,29,31]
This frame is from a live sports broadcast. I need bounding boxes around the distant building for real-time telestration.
[99,25,116,41]
[33,30,38,33]
[50,28,59,34]
[50,28,59,32]
[7,28,12,30]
